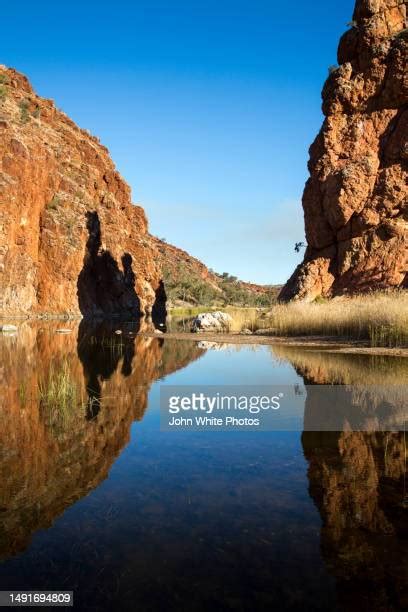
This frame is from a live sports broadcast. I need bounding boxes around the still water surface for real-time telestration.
[0,322,407,611]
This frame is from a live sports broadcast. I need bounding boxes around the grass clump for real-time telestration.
[19,98,31,123]
[0,74,9,100]
[47,194,62,210]
[224,307,259,333]
[38,360,78,417]
[232,292,408,347]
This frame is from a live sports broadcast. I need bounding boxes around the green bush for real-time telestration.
[47,195,61,211]
[0,75,9,101]
[19,99,30,123]
[394,28,408,40]
[163,263,279,308]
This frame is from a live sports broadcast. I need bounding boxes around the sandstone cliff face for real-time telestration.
[0,67,164,317]
[280,0,408,301]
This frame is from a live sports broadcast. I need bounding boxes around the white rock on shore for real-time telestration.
[191,311,232,333]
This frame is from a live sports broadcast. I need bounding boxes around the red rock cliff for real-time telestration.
[280,0,408,301]
[0,66,164,317]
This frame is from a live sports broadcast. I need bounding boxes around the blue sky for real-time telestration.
[3,1,355,284]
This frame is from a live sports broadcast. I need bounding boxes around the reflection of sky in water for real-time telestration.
[0,343,336,610]
[2,339,405,611]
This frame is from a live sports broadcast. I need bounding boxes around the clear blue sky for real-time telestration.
[3,0,355,284]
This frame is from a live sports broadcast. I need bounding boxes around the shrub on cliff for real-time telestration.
[0,75,8,101]
[19,98,30,123]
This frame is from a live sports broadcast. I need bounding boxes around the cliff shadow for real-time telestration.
[151,279,167,331]
[77,319,140,419]
[77,211,141,320]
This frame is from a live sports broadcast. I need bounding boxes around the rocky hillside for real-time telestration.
[152,237,279,307]
[0,66,165,318]
[280,0,407,301]
[0,65,273,317]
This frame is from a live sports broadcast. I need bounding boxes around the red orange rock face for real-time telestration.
[0,68,162,317]
[281,0,407,301]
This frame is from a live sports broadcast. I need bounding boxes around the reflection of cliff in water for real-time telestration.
[0,322,205,560]
[303,430,407,611]
[273,346,408,431]
[273,346,408,611]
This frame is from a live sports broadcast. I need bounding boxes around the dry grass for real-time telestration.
[225,307,259,332]
[236,292,408,347]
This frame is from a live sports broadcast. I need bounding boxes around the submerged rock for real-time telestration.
[191,311,232,333]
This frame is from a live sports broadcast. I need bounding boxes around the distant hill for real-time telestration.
[151,237,281,307]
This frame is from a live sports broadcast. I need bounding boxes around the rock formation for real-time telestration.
[0,66,164,318]
[280,0,408,301]
[0,65,272,317]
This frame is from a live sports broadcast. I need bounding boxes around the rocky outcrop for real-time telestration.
[191,311,233,332]
[280,0,408,301]
[0,66,165,318]
[0,64,274,317]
